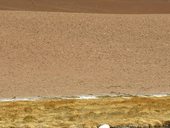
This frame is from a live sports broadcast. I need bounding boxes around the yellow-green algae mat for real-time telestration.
[0,96,170,128]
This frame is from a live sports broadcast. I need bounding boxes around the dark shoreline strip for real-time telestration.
[0,0,170,14]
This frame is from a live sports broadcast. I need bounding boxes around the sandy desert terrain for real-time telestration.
[0,0,170,128]
[0,11,170,98]
[0,0,170,98]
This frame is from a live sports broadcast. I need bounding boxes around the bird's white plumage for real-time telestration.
[99,124,110,128]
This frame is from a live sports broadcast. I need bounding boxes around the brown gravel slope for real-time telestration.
[0,0,170,14]
[0,11,170,98]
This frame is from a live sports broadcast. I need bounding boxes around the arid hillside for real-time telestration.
[0,10,170,98]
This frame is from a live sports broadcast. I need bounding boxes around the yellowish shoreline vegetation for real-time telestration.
[0,96,170,128]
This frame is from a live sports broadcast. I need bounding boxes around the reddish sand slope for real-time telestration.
[0,0,170,13]
[0,11,170,98]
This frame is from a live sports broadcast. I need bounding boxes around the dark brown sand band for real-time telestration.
[0,0,170,14]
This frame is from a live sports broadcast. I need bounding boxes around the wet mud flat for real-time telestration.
[0,96,170,128]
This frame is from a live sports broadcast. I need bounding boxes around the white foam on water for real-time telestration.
[150,94,169,97]
[0,93,169,102]
[77,95,98,99]
[0,95,98,102]
[0,97,40,102]
[138,94,169,98]
[122,97,132,99]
